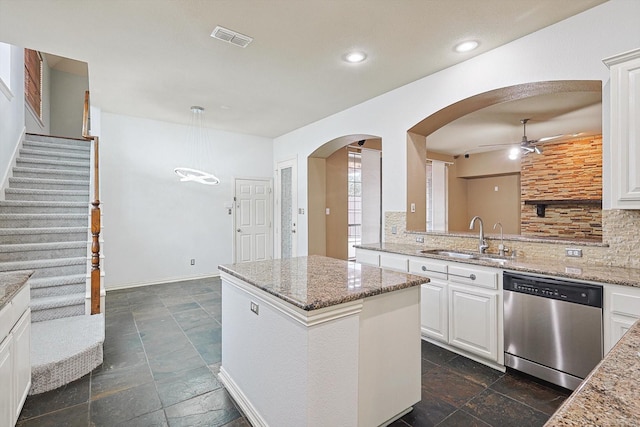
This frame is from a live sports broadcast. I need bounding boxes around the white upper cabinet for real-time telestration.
[604,48,640,208]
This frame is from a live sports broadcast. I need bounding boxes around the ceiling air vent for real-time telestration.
[211,26,253,48]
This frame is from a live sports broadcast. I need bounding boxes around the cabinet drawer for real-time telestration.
[610,291,640,317]
[11,286,30,327]
[448,265,497,289]
[409,259,447,281]
[356,249,380,267]
[380,254,408,272]
[0,303,12,344]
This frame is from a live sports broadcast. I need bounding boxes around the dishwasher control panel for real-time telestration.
[504,272,602,307]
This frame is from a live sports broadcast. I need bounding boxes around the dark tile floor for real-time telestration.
[18,277,570,426]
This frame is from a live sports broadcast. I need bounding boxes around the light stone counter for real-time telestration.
[0,271,32,310]
[356,242,640,287]
[545,319,640,426]
[219,254,428,310]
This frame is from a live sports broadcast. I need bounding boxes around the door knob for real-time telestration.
[237,228,242,232]
[292,229,296,233]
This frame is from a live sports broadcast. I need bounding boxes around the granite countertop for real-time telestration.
[0,271,33,310]
[545,319,640,426]
[356,242,640,287]
[218,255,428,311]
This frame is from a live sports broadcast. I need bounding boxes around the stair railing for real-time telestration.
[82,91,101,315]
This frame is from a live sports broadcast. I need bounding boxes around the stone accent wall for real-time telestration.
[520,136,602,239]
[602,209,640,269]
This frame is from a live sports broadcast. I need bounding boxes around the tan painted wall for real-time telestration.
[455,150,521,178]
[463,174,521,234]
[325,148,348,260]
[307,157,326,256]
[407,132,426,231]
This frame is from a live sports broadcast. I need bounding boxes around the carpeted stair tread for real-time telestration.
[16,157,90,168]
[0,213,87,220]
[25,133,89,144]
[0,200,87,208]
[23,140,91,153]
[0,241,86,253]
[12,166,89,177]
[30,314,104,395]
[31,293,86,310]
[0,256,86,272]
[20,148,90,160]
[5,188,89,196]
[0,226,87,235]
[29,274,86,289]
[9,177,90,186]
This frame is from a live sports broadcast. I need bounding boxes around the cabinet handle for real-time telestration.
[421,266,427,271]
[469,274,476,280]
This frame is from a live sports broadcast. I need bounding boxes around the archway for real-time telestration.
[308,134,382,259]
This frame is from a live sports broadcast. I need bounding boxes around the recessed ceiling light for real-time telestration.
[454,40,479,53]
[220,105,231,110]
[343,51,367,63]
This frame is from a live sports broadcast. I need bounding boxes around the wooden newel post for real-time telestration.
[90,136,101,314]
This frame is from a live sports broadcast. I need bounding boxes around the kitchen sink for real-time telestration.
[420,249,511,264]
[420,249,477,259]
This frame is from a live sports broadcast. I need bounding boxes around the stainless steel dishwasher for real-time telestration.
[503,272,603,390]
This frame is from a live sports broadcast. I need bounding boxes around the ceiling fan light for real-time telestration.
[508,147,520,160]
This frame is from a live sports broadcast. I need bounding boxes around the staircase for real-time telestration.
[0,133,104,395]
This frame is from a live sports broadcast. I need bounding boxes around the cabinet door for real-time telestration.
[448,284,497,362]
[420,280,447,343]
[609,314,637,353]
[0,335,13,427]
[379,253,408,272]
[13,310,30,420]
[355,249,379,267]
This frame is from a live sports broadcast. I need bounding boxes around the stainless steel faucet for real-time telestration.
[493,222,509,256]
[469,216,489,254]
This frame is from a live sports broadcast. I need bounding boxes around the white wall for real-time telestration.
[50,68,88,138]
[101,112,273,289]
[0,44,25,197]
[273,0,640,255]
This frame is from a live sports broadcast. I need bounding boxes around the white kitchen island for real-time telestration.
[218,255,428,427]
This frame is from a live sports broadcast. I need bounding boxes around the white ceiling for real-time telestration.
[0,0,606,138]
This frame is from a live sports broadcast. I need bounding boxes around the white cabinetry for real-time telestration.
[604,48,640,208]
[604,283,640,354]
[355,249,379,267]
[409,256,502,367]
[379,252,408,272]
[0,285,31,427]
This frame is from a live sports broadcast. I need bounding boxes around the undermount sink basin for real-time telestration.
[420,249,477,259]
[420,249,511,264]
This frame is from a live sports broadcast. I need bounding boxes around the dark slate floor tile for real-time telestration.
[90,382,162,426]
[141,333,193,358]
[437,409,491,426]
[135,313,180,332]
[139,324,185,344]
[148,346,207,381]
[387,419,411,427]
[18,374,90,421]
[101,333,147,372]
[420,340,458,366]
[422,358,438,374]
[167,302,201,314]
[401,390,456,427]
[421,367,484,407]
[132,305,172,321]
[221,417,251,427]
[444,355,504,388]
[185,323,222,347]
[155,365,223,407]
[490,371,570,416]
[91,362,154,401]
[172,307,215,332]
[194,340,222,365]
[17,402,89,427]
[164,388,241,427]
[463,389,550,427]
[122,409,168,427]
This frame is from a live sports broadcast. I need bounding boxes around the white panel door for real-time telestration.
[235,179,272,263]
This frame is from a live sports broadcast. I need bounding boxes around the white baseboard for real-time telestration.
[0,127,25,201]
[104,273,220,292]
[218,366,268,427]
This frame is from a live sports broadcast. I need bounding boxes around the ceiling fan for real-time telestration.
[479,118,565,156]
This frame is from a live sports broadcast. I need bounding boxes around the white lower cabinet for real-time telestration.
[355,248,380,267]
[0,335,13,427]
[0,284,31,427]
[604,283,640,354]
[408,255,502,366]
[420,279,448,342]
[448,284,498,361]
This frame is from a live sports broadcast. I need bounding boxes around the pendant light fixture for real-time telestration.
[174,106,221,185]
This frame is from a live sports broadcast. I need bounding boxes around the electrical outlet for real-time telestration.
[250,301,259,315]
[565,248,582,258]
[565,266,583,275]
[391,226,398,234]
[190,259,195,265]
[410,203,416,213]
[416,236,424,243]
